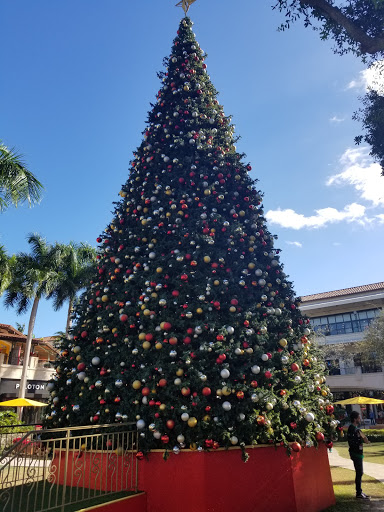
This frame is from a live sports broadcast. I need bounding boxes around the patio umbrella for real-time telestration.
[334,397,384,405]
[0,398,47,407]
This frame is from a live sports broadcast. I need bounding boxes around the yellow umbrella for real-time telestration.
[334,397,384,405]
[0,398,47,407]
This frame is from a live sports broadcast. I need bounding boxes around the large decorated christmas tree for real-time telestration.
[46,16,336,458]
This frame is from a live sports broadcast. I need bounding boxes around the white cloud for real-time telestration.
[329,116,345,123]
[266,203,369,230]
[332,242,342,246]
[346,61,384,95]
[286,241,303,248]
[327,147,384,207]
[266,146,383,231]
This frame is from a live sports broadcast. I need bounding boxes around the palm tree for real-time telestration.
[49,242,96,336]
[0,140,43,211]
[4,234,62,403]
[0,245,16,296]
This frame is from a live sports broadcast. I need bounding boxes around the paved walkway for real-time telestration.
[328,448,384,483]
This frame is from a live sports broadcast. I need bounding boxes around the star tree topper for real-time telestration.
[176,0,197,15]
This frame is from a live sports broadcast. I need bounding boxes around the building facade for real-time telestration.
[0,324,57,402]
[300,282,384,421]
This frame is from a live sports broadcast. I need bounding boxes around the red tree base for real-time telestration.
[137,444,335,512]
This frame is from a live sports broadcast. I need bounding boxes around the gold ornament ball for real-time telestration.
[132,380,141,390]
[176,369,184,376]
[155,342,163,350]
[222,386,231,396]
[203,256,211,263]
[142,341,151,350]
[188,417,198,428]
[279,338,288,347]
[139,333,146,340]
[101,295,108,302]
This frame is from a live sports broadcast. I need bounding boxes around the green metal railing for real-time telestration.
[0,423,138,512]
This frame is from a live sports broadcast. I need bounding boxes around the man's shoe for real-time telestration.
[356,493,370,500]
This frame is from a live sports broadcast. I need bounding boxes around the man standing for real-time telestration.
[347,411,371,500]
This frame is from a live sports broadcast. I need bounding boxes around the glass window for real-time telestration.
[343,313,352,322]
[366,310,376,318]
[311,318,321,326]
[358,311,368,320]
[335,314,344,322]
[328,315,336,324]
[329,324,339,335]
[360,319,369,330]
[352,320,360,332]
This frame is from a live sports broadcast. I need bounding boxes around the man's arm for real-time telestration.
[358,429,371,444]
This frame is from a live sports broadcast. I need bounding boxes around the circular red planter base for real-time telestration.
[137,444,335,512]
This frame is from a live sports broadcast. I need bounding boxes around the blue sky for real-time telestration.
[1,0,383,337]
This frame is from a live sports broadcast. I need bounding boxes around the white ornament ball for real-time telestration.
[177,434,185,443]
[261,354,269,362]
[220,369,230,379]
[251,365,260,374]
[230,436,238,445]
[136,419,145,430]
[305,413,315,422]
[222,401,231,411]
[181,413,190,422]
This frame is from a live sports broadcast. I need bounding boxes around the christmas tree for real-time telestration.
[46,17,336,458]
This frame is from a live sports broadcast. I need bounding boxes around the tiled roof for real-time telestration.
[301,282,384,302]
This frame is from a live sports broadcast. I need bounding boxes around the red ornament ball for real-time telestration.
[315,432,325,442]
[202,387,211,396]
[166,420,175,430]
[291,442,301,453]
[136,451,144,460]
[291,363,300,372]
[161,435,169,444]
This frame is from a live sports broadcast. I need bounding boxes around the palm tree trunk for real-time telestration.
[18,295,39,419]
[65,298,74,337]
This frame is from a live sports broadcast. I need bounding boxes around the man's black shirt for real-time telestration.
[347,424,363,459]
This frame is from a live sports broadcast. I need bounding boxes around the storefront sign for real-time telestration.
[15,382,45,391]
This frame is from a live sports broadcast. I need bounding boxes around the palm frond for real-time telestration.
[0,141,43,210]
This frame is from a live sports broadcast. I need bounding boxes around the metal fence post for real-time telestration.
[61,428,71,512]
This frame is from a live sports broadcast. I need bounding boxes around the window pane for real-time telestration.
[311,318,321,326]
[343,313,352,322]
[352,320,360,332]
[335,315,344,322]
[366,310,375,318]
[358,311,368,320]
[329,324,338,335]
[328,315,336,324]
